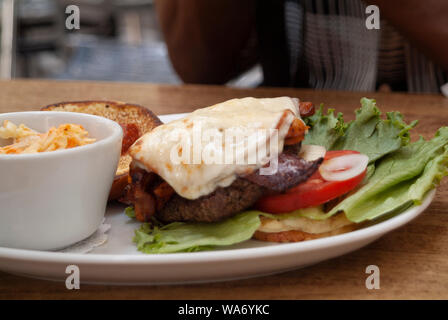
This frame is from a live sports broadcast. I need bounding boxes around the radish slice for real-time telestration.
[319,153,369,181]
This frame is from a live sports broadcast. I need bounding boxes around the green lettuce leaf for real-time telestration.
[304,98,417,163]
[303,104,345,149]
[134,211,261,253]
[125,206,136,219]
[328,127,448,222]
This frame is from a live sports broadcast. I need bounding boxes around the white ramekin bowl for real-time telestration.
[0,111,122,250]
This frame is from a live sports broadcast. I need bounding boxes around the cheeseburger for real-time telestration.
[124,97,356,242]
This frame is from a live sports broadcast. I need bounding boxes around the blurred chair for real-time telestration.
[15,0,64,77]
[15,0,116,78]
[53,35,180,84]
[2,0,179,83]
[58,0,116,36]
[53,0,180,83]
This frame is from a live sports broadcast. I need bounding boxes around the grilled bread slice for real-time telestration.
[42,101,162,200]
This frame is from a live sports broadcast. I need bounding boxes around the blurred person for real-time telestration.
[155,0,448,92]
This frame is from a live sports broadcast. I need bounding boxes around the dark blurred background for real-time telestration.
[0,0,188,84]
[0,0,263,87]
[0,0,447,93]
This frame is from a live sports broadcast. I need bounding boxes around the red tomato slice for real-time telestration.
[255,150,366,214]
[324,150,360,160]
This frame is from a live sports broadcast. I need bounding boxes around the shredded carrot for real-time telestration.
[0,120,95,154]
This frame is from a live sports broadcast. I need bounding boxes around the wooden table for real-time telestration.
[1,79,448,299]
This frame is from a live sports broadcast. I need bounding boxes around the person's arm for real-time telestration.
[370,0,448,71]
[155,0,257,84]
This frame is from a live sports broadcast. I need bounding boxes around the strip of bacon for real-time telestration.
[299,101,315,117]
[124,163,175,222]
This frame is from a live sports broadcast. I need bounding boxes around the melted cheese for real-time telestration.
[129,97,302,199]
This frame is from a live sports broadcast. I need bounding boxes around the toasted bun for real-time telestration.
[253,213,358,242]
[42,100,162,200]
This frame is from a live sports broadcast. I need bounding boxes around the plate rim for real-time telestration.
[0,189,435,264]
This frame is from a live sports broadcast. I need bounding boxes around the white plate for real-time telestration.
[0,113,437,285]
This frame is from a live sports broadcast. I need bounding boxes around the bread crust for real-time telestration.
[42,100,162,200]
[42,100,162,131]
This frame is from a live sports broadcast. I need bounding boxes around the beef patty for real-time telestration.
[157,178,265,223]
[157,155,323,223]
